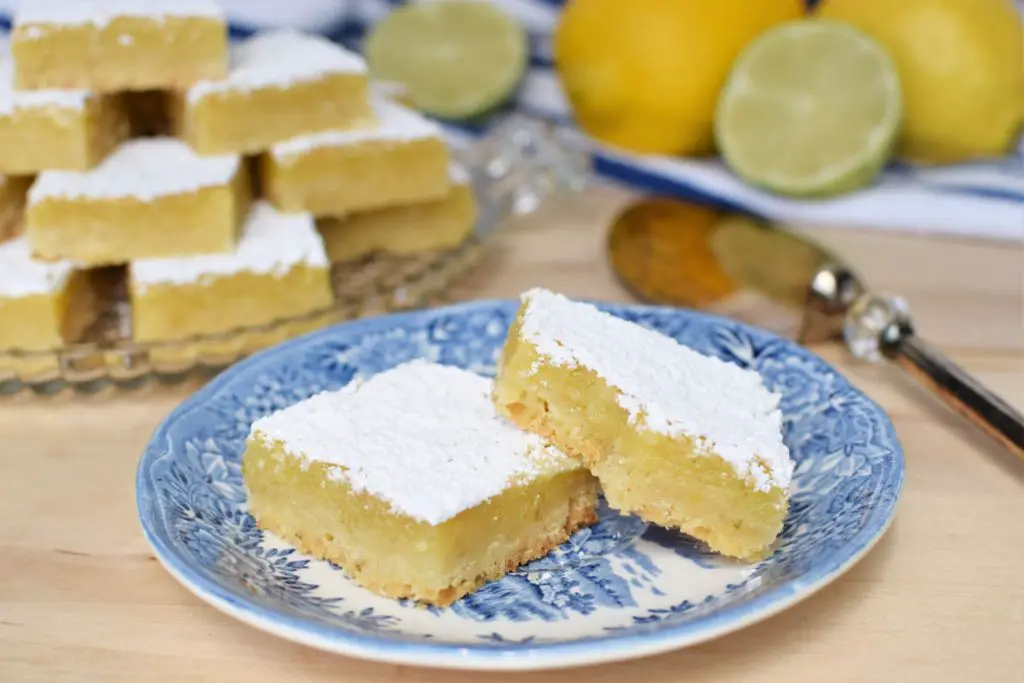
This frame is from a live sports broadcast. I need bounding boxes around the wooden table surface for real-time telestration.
[1,184,1022,683]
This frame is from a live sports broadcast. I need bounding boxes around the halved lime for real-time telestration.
[714,19,901,197]
[365,1,528,120]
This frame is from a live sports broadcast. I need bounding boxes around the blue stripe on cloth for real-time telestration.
[883,159,1024,203]
[887,158,1024,174]
[899,184,1024,204]
[592,155,758,215]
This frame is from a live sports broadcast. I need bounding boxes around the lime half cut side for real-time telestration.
[715,19,902,198]
[365,1,528,121]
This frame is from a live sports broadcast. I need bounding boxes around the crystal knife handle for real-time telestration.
[844,294,1024,461]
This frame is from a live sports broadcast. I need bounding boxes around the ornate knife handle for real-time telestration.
[844,293,1024,461]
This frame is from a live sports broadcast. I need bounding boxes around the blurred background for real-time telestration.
[3,0,1017,241]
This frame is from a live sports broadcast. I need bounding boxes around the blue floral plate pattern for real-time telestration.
[136,300,904,671]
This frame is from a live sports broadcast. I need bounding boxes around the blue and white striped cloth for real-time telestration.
[1,0,1020,241]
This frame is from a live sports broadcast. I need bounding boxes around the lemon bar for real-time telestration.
[243,360,598,606]
[11,0,228,92]
[0,176,32,243]
[493,289,794,560]
[0,236,98,353]
[173,30,375,156]
[261,98,450,216]
[317,163,477,261]
[26,137,250,266]
[0,60,127,174]
[129,201,333,343]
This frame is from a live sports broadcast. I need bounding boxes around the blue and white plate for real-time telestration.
[136,300,904,671]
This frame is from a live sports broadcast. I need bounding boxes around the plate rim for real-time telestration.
[136,298,905,671]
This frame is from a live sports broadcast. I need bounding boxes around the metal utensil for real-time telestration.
[607,197,1024,460]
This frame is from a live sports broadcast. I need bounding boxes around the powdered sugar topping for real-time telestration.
[15,0,224,28]
[518,288,793,491]
[0,58,89,116]
[251,360,577,525]
[28,137,240,204]
[369,80,408,100]
[130,201,329,289]
[0,236,76,298]
[272,97,440,159]
[187,30,367,104]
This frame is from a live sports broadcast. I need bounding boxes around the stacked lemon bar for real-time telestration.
[0,0,477,366]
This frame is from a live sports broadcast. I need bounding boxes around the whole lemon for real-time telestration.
[553,0,803,156]
[818,0,1023,163]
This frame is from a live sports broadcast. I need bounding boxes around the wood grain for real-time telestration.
[2,183,1022,683]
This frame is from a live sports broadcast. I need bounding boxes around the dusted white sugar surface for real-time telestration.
[130,201,329,289]
[272,97,440,159]
[15,0,223,27]
[251,360,575,526]
[369,80,407,100]
[0,236,75,297]
[28,137,239,203]
[518,288,793,492]
[188,30,366,103]
[0,60,89,116]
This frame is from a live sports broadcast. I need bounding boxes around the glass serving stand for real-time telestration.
[0,116,590,397]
